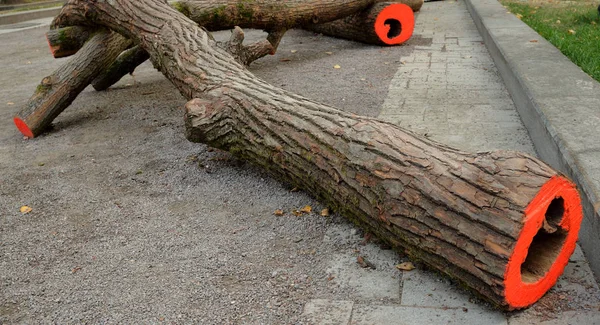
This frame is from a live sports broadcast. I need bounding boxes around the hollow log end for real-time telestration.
[374,3,415,45]
[503,175,582,309]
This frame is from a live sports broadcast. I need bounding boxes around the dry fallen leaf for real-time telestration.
[290,50,297,53]
[20,206,32,214]
[7,102,14,105]
[568,29,576,35]
[396,261,416,271]
[292,209,303,217]
[300,205,312,213]
[516,13,523,19]
[280,58,291,62]
[274,209,284,216]
[71,266,82,274]
[530,39,539,43]
[592,21,597,25]
[325,51,333,55]
[556,20,561,24]
[357,256,376,269]
[333,64,341,69]
[320,208,330,217]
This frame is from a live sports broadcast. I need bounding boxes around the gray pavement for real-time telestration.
[465,0,600,280]
[0,1,599,324]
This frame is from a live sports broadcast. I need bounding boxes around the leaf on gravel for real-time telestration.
[530,40,539,43]
[325,52,333,55]
[320,208,330,217]
[292,209,302,217]
[333,64,341,69]
[290,187,299,192]
[396,261,415,271]
[71,266,82,274]
[20,206,32,214]
[357,256,376,269]
[300,205,312,213]
[290,50,297,53]
[7,102,14,105]
[280,58,291,62]
[274,209,284,216]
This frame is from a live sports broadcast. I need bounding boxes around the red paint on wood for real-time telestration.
[374,3,415,45]
[13,117,34,138]
[504,176,582,308]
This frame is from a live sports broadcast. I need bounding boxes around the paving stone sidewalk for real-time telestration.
[303,1,600,324]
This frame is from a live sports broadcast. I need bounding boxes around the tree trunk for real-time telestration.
[307,2,416,45]
[91,45,149,91]
[46,25,95,58]
[51,0,583,310]
[14,30,131,138]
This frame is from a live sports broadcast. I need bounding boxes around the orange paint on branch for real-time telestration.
[13,117,34,138]
[374,4,415,45]
[504,176,582,309]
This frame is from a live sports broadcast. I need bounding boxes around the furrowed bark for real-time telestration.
[307,2,416,45]
[14,30,131,138]
[52,0,583,310]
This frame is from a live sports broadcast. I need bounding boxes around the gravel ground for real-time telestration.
[0,27,419,323]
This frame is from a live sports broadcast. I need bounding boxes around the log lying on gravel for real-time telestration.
[306,2,415,45]
[52,0,583,310]
[14,30,131,138]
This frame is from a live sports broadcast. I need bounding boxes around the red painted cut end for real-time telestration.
[14,117,34,138]
[504,176,583,309]
[374,4,415,45]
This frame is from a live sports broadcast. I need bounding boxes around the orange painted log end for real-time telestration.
[14,117,34,138]
[504,175,583,309]
[374,3,415,45]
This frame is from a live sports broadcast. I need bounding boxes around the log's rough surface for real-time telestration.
[307,2,416,45]
[46,26,94,58]
[53,0,583,310]
[91,45,149,91]
[14,30,131,138]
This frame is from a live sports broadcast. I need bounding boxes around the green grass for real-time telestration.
[501,0,600,82]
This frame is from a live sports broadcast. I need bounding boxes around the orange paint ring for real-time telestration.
[504,176,582,308]
[374,4,415,45]
[14,117,34,138]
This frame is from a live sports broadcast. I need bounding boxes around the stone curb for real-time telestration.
[0,7,60,25]
[465,0,600,279]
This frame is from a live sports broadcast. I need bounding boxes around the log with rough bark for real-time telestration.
[45,0,417,94]
[51,0,583,310]
[46,25,95,58]
[14,30,131,138]
[306,2,416,45]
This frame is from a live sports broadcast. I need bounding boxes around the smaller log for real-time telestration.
[91,45,149,91]
[46,26,94,58]
[307,2,416,46]
[14,30,131,138]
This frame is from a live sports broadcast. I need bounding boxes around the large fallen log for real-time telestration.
[52,0,583,310]
[14,30,131,138]
[306,2,416,45]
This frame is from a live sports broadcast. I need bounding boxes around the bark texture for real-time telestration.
[14,30,131,137]
[50,0,582,310]
[91,45,149,91]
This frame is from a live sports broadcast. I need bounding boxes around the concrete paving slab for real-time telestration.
[350,304,508,325]
[302,299,354,325]
[0,17,52,35]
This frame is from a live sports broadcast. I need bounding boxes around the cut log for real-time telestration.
[53,0,583,310]
[46,25,94,58]
[14,30,131,138]
[91,45,149,91]
[307,2,416,45]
